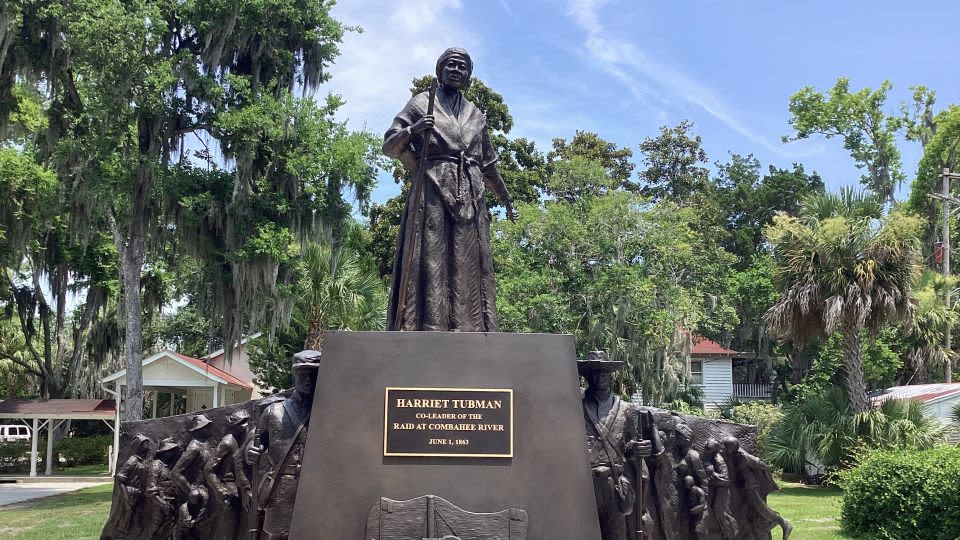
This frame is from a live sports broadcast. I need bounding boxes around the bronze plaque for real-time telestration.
[384,387,513,457]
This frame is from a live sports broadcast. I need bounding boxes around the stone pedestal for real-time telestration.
[289,331,601,540]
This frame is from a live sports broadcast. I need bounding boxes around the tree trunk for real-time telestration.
[117,233,145,422]
[303,311,324,351]
[841,326,871,414]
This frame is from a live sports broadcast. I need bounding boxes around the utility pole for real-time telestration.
[935,168,960,383]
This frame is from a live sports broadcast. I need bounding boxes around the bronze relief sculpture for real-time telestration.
[247,350,319,539]
[580,351,652,540]
[384,47,516,332]
[365,495,528,540]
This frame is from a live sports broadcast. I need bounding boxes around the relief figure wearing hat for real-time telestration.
[580,351,652,540]
[383,47,518,332]
[246,350,320,540]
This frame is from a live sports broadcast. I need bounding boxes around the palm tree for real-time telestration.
[299,241,385,350]
[764,188,923,413]
[901,271,958,384]
[767,387,946,474]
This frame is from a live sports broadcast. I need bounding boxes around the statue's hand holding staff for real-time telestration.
[410,114,435,135]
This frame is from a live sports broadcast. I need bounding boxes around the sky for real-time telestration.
[322,0,960,207]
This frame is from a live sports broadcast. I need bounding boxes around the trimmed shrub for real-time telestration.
[729,402,783,461]
[57,435,112,466]
[0,440,32,473]
[840,446,960,539]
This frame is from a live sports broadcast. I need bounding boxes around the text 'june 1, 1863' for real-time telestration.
[383,387,513,457]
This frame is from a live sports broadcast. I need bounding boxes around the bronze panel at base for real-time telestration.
[289,331,601,540]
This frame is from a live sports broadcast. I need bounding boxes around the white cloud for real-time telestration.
[565,0,820,159]
[324,0,478,134]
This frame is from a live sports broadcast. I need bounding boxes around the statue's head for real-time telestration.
[292,350,321,396]
[704,437,720,455]
[722,435,740,454]
[577,350,622,393]
[133,434,151,456]
[675,422,692,448]
[188,486,207,506]
[436,47,472,90]
[187,414,213,439]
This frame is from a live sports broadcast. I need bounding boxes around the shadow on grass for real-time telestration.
[1,483,113,511]
[778,483,843,498]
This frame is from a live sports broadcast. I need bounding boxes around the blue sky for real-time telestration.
[324,0,960,207]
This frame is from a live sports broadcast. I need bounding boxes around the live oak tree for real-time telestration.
[785,78,908,205]
[2,1,378,420]
[638,120,711,204]
[0,78,120,400]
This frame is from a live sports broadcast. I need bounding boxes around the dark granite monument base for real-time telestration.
[290,331,602,540]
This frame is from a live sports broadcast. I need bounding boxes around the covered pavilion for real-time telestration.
[0,398,117,477]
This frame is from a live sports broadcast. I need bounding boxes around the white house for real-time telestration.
[870,383,960,425]
[688,335,772,410]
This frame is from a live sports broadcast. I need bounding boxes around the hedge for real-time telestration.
[841,446,960,539]
[57,435,112,466]
[0,434,111,473]
[0,440,34,473]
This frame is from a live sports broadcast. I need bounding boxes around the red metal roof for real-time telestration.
[174,353,253,389]
[0,399,116,418]
[690,335,740,356]
[871,383,960,405]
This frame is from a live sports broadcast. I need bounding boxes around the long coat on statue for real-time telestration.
[383,87,501,332]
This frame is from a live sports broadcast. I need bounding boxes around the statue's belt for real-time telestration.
[413,152,485,222]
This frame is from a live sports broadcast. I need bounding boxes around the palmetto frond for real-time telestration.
[765,195,922,343]
[765,192,923,411]
[299,241,386,350]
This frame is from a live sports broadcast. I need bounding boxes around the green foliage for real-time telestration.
[765,188,923,411]
[902,271,959,383]
[248,229,386,393]
[638,120,711,203]
[549,131,635,187]
[790,330,906,399]
[0,147,57,264]
[785,78,906,203]
[767,387,946,475]
[730,402,783,457]
[494,186,738,404]
[0,439,33,473]
[714,155,824,262]
[2,0,376,413]
[840,447,960,539]
[57,435,112,467]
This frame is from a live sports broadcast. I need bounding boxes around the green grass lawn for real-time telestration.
[0,480,849,539]
[55,464,110,476]
[769,481,851,539]
[0,484,113,540]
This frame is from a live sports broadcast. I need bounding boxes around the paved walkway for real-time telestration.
[0,481,109,507]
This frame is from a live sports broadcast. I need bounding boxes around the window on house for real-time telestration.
[690,360,704,385]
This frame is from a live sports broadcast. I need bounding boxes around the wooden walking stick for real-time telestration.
[394,78,438,330]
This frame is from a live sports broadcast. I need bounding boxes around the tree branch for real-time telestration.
[173,123,210,137]
[107,209,126,260]
[0,351,43,378]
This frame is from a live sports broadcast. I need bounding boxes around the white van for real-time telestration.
[0,424,31,442]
